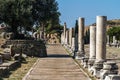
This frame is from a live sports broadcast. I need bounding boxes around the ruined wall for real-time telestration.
[3,40,47,57]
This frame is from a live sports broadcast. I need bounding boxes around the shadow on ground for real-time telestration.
[47,54,72,58]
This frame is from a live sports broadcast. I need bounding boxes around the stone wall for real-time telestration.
[3,40,47,57]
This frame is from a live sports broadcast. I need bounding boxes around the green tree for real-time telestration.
[32,0,60,36]
[0,0,60,38]
[107,27,120,40]
[0,0,34,38]
[84,29,90,44]
[0,0,33,35]
[75,20,78,34]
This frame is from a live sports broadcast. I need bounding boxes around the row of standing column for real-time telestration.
[61,16,107,62]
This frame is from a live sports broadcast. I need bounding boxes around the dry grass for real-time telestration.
[2,57,38,80]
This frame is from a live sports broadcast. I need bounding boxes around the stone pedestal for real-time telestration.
[93,16,107,78]
[105,75,120,80]
[75,17,85,59]
[80,57,89,68]
[100,61,118,80]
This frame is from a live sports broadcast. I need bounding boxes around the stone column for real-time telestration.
[63,22,67,44]
[112,36,117,47]
[89,26,96,60]
[113,36,116,44]
[65,30,69,45]
[75,17,85,59]
[88,26,96,70]
[37,34,40,40]
[69,28,73,48]
[107,35,110,46]
[72,37,75,52]
[40,31,42,39]
[96,16,107,62]
[61,32,64,44]
[93,16,107,78]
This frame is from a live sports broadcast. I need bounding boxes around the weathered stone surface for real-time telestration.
[100,61,118,80]
[105,75,120,80]
[4,40,47,57]
[47,33,60,44]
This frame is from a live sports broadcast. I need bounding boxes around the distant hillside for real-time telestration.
[85,19,120,33]
[107,19,120,25]
[90,19,120,26]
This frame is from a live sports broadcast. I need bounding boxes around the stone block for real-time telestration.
[105,75,120,80]
[100,61,119,80]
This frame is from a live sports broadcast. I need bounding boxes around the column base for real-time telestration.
[74,51,85,59]
[81,57,89,68]
[92,60,105,78]
[104,75,120,80]
[88,58,95,71]
[100,61,118,80]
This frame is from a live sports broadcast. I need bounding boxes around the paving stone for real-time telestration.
[23,44,89,80]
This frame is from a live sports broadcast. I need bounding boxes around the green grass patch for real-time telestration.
[2,57,38,80]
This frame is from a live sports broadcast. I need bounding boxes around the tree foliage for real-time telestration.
[107,27,120,40]
[0,0,33,34]
[0,0,60,36]
[75,20,78,34]
[32,0,60,33]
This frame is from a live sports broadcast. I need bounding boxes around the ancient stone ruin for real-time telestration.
[61,16,120,80]
[0,23,47,76]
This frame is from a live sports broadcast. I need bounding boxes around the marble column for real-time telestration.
[112,36,117,47]
[40,31,43,39]
[69,28,73,48]
[61,32,64,44]
[113,36,116,44]
[89,26,96,60]
[107,35,110,45]
[65,30,69,46]
[63,22,67,44]
[96,16,107,62]
[75,17,85,59]
[93,16,107,78]
[88,26,96,70]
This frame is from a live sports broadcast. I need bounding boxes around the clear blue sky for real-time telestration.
[56,0,120,28]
